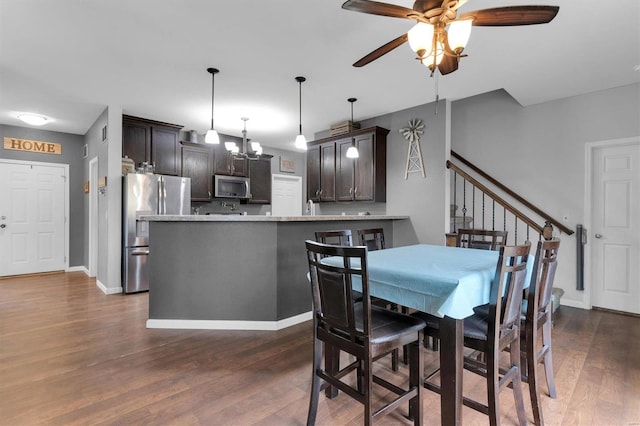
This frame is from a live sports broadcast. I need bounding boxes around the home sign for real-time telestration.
[3,137,62,155]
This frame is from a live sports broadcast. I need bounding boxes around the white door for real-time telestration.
[271,174,302,217]
[0,160,67,276]
[590,140,640,314]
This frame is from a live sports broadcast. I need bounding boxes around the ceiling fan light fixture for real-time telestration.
[447,19,473,53]
[205,67,220,144]
[408,22,434,58]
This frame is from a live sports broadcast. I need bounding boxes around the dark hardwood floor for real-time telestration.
[1,272,639,425]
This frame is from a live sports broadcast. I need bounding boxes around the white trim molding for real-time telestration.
[146,311,313,331]
[96,279,122,295]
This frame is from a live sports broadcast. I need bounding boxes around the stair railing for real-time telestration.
[447,151,574,245]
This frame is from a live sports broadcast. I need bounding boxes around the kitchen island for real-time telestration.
[144,214,409,330]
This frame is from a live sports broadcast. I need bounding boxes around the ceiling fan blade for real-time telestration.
[459,6,559,26]
[437,54,459,75]
[412,0,444,13]
[353,33,409,67]
[342,0,415,19]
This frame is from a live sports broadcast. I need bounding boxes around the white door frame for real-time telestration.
[584,136,640,310]
[0,158,70,273]
[88,156,98,277]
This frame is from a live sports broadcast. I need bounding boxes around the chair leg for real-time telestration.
[363,355,374,426]
[324,343,339,398]
[510,338,529,426]
[541,318,557,398]
[486,349,501,426]
[408,339,424,425]
[307,338,323,426]
[525,330,544,426]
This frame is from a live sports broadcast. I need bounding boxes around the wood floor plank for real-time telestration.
[1,272,639,425]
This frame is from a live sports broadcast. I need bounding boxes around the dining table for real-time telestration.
[323,243,505,426]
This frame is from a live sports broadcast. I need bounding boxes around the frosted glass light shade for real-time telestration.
[346,145,359,159]
[205,129,220,144]
[251,142,263,155]
[448,19,473,52]
[18,113,48,126]
[295,134,307,150]
[408,23,434,56]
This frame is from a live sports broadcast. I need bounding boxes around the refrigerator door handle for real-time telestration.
[158,177,165,215]
[131,249,150,256]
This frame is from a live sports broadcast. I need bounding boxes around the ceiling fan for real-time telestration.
[342,0,559,75]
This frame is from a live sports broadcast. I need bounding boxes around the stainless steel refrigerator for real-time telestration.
[122,173,191,293]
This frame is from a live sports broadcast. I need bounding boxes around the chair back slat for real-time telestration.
[457,229,508,251]
[528,238,561,318]
[315,230,353,247]
[490,243,531,338]
[357,228,386,251]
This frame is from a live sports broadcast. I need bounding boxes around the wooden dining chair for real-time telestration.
[316,228,400,372]
[521,238,560,426]
[305,241,425,426]
[455,228,508,251]
[414,243,531,426]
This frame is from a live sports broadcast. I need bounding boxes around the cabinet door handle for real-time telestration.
[354,187,358,195]
[349,187,353,196]
[316,189,320,198]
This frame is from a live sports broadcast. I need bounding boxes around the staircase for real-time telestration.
[447,151,574,245]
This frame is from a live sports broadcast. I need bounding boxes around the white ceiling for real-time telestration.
[1,0,639,151]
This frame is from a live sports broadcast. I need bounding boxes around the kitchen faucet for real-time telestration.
[306,199,315,216]
[221,201,236,211]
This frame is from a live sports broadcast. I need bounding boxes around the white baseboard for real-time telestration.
[559,299,588,310]
[146,311,313,331]
[96,279,123,295]
[68,265,89,275]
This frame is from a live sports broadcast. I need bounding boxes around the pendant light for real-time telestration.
[345,98,359,159]
[294,76,307,150]
[205,67,220,144]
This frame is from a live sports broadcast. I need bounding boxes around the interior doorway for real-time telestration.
[271,174,302,216]
[0,159,68,276]
[586,137,640,315]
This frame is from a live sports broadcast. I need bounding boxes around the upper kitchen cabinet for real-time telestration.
[122,115,183,176]
[309,126,387,203]
[248,155,273,204]
[180,141,212,201]
[212,134,247,177]
[306,142,335,202]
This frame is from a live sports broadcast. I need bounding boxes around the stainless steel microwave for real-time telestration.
[214,175,251,199]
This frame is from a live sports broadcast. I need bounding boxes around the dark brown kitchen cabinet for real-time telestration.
[306,142,336,202]
[212,134,247,177]
[122,115,183,176]
[309,126,388,203]
[248,155,273,204]
[180,141,212,201]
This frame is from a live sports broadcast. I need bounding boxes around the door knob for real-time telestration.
[0,224,6,229]
[595,233,602,238]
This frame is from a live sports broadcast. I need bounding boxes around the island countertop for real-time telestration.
[142,214,408,222]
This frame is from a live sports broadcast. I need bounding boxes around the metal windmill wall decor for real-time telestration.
[399,118,426,179]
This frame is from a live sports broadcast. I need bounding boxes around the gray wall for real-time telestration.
[450,83,640,308]
[0,124,85,267]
